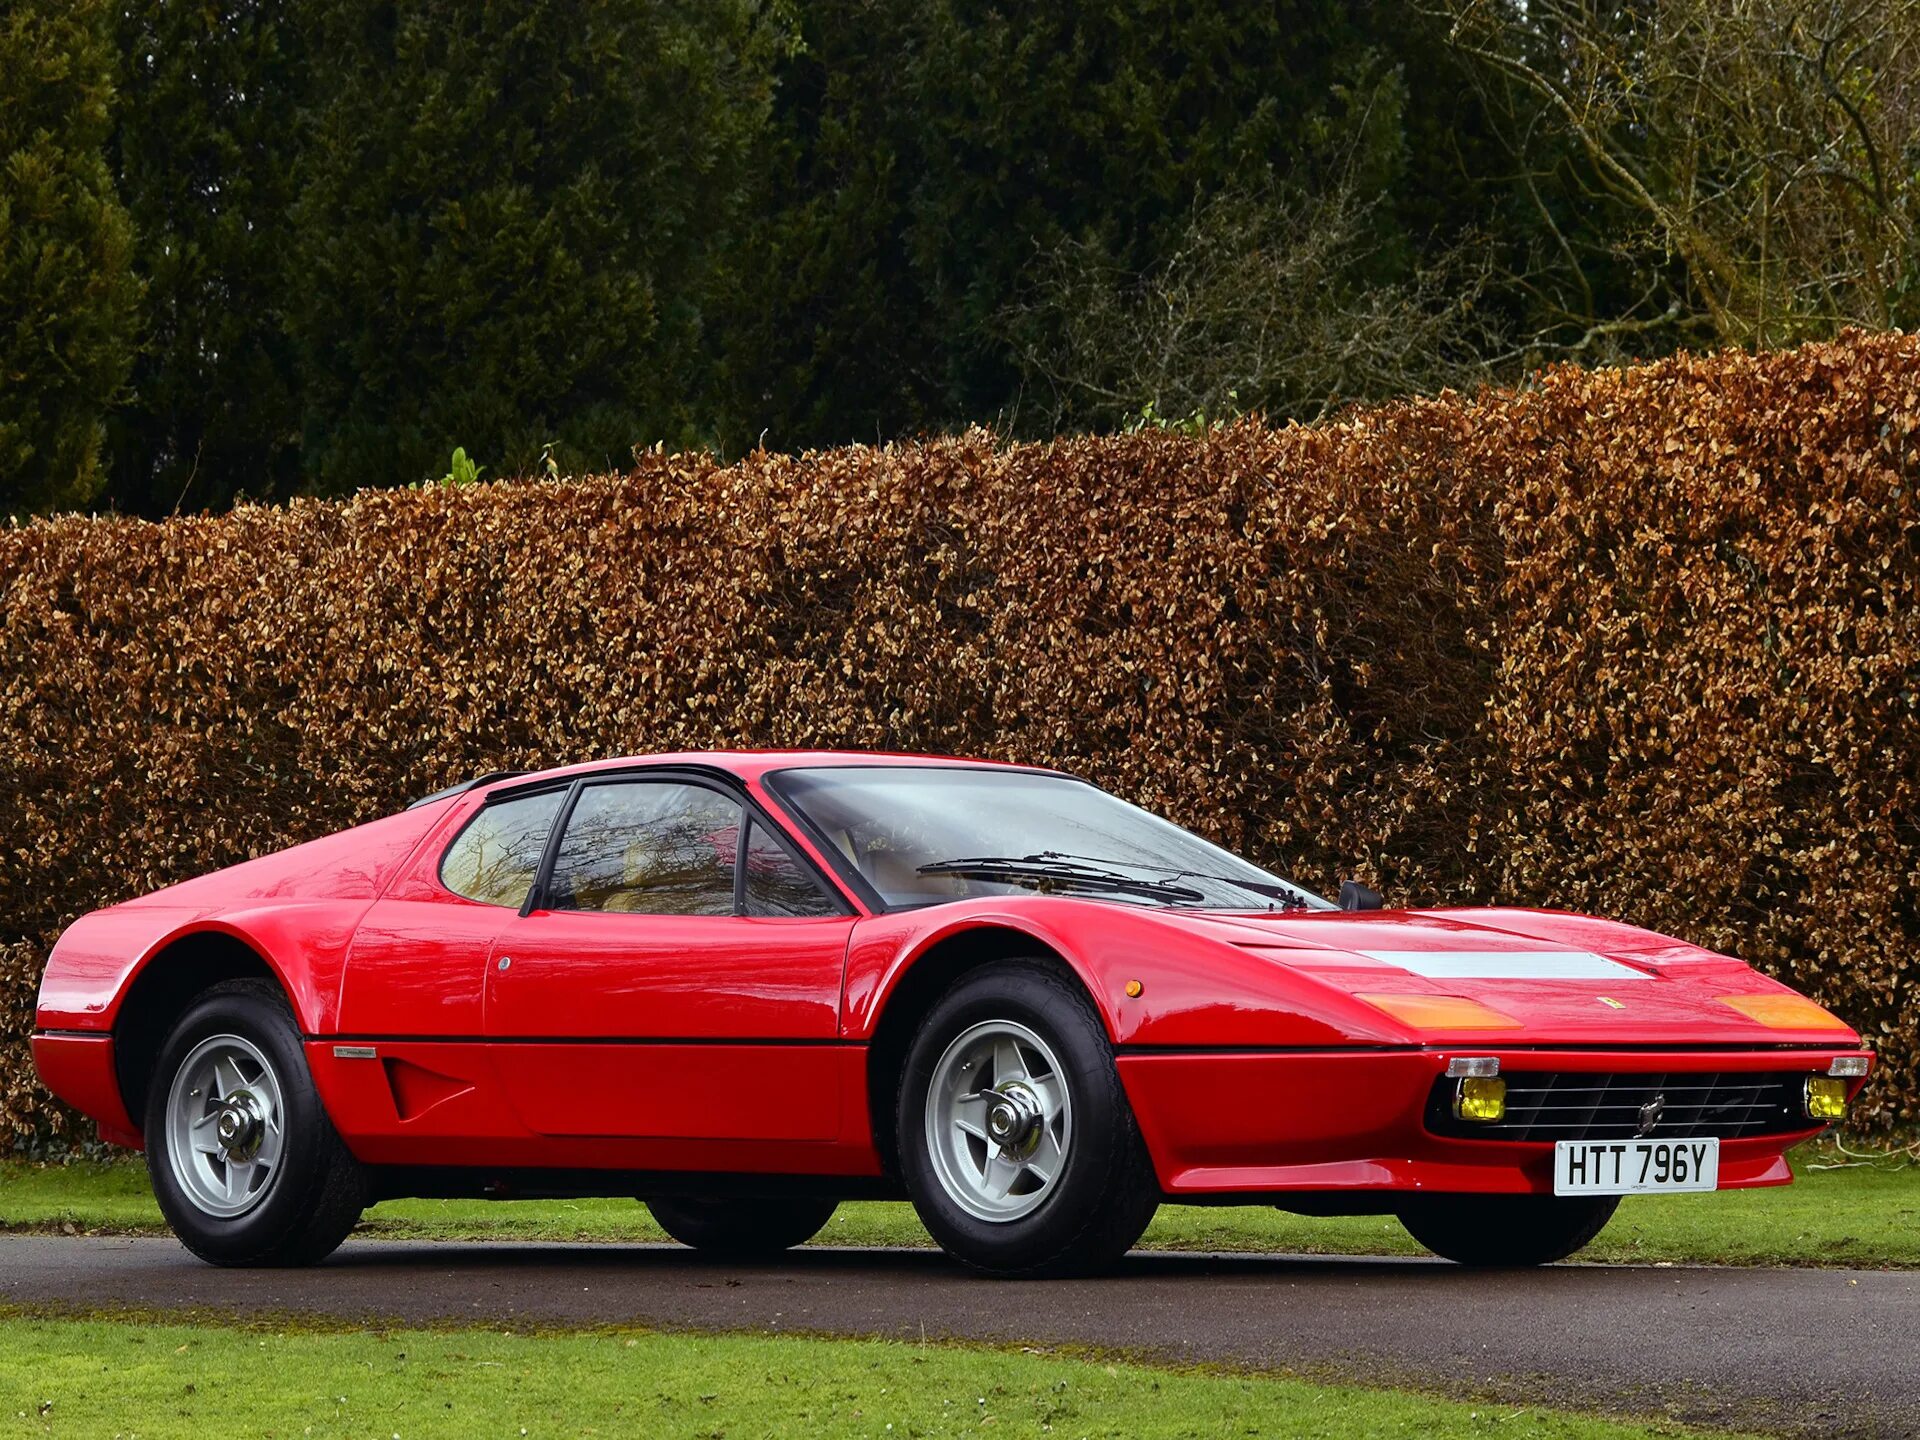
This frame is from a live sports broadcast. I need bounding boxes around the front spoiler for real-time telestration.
[1117,1045,1871,1197]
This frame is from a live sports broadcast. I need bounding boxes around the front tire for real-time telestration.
[143,979,366,1266]
[1398,1193,1620,1266]
[645,1196,838,1256]
[896,959,1159,1278]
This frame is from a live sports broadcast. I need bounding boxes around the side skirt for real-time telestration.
[365,1165,908,1205]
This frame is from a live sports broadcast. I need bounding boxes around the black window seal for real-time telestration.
[520,767,856,920]
[732,812,750,915]
[522,779,586,917]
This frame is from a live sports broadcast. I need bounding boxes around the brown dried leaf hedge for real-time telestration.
[3,332,1916,1143]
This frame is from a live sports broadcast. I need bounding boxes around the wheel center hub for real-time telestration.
[985,1083,1044,1154]
[216,1092,263,1159]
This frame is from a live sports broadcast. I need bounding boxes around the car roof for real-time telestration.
[457,749,1066,803]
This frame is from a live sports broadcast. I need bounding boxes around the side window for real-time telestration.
[439,790,567,907]
[743,818,842,918]
[549,781,740,915]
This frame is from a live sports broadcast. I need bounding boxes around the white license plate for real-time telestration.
[1553,1137,1719,1195]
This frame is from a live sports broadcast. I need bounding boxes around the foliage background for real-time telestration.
[8,0,1919,517]
[0,0,138,515]
[4,333,1915,1144]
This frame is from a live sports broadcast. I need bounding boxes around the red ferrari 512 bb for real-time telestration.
[34,752,1871,1275]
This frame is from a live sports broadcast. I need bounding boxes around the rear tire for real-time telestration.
[1397,1193,1620,1266]
[143,979,366,1266]
[896,959,1159,1278]
[645,1196,838,1256]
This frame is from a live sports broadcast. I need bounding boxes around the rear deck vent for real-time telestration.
[407,771,529,809]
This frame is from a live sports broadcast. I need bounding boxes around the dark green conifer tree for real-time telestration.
[0,0,139,516]
[103,0,307,514]
[286,0,779,493]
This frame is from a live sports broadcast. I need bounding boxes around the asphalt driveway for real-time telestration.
[3,1236,1914,1435]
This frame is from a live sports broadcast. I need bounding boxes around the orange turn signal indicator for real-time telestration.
[1719,993,1851,1031]
[1123,980,1144,998]
[1357,993,1523,1031]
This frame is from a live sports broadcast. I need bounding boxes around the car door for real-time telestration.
[483,772,857,1141]
[338,785,571,1038]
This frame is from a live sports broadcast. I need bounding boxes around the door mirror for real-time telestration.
[1339,880,1384,912]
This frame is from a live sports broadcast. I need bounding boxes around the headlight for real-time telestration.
[1805,1076,1849,1121]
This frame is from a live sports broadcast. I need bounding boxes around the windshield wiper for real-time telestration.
[1030,850,1316,910]
[915,856,1205,904]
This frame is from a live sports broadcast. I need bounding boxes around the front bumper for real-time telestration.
[31,1031,143,1149]
[1117,1046,1872,1198]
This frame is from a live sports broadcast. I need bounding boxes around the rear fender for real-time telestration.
[35,904,362,1036]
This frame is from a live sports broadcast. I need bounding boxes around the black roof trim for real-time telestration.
[406,771,529,810]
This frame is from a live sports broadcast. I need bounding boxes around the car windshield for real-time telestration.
[767,766,1333,912]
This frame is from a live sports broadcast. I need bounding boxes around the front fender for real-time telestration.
[843,899,1411,1048]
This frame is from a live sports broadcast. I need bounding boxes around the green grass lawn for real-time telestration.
[0,1313,1735,1439]
[4,1144,1916,1267]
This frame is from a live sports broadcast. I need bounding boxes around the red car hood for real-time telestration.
[1150,905,1858,1047]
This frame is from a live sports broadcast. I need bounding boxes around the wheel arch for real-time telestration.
[111,925,297,1133]
[862,922,1109,1178]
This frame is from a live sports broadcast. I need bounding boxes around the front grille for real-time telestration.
[1425,1070,1813,1143]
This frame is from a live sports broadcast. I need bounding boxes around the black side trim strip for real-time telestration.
[1114,1042,1860,1058]
[309,1034,869,1048]
[366,1165,906,1204]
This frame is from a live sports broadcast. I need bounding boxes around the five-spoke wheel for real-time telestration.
[145,979,365,1266]
[897,958,1159,1277]
[164,1034,286,1218]
[926,1019,1072,1222]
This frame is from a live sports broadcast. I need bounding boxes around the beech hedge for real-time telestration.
[3,332,1915,1143]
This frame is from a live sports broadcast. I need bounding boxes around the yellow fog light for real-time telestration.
[1455,1076,1507,1123]
[1805,1076,1849,1121]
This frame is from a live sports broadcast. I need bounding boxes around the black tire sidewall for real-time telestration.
[645,1195,838,1255]
[896,959,1151,1275]
[143,982,344,1265]
[1397,1193,1621,1266]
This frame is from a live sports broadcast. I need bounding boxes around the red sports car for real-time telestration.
[34,752,1871,1275]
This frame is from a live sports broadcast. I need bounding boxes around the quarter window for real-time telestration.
[548,781,740,915]
[742,818,841,917]
[439,790,567,907]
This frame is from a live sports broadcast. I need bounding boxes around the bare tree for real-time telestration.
[1003,179,1505,432]
[1443,0,1920,348]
